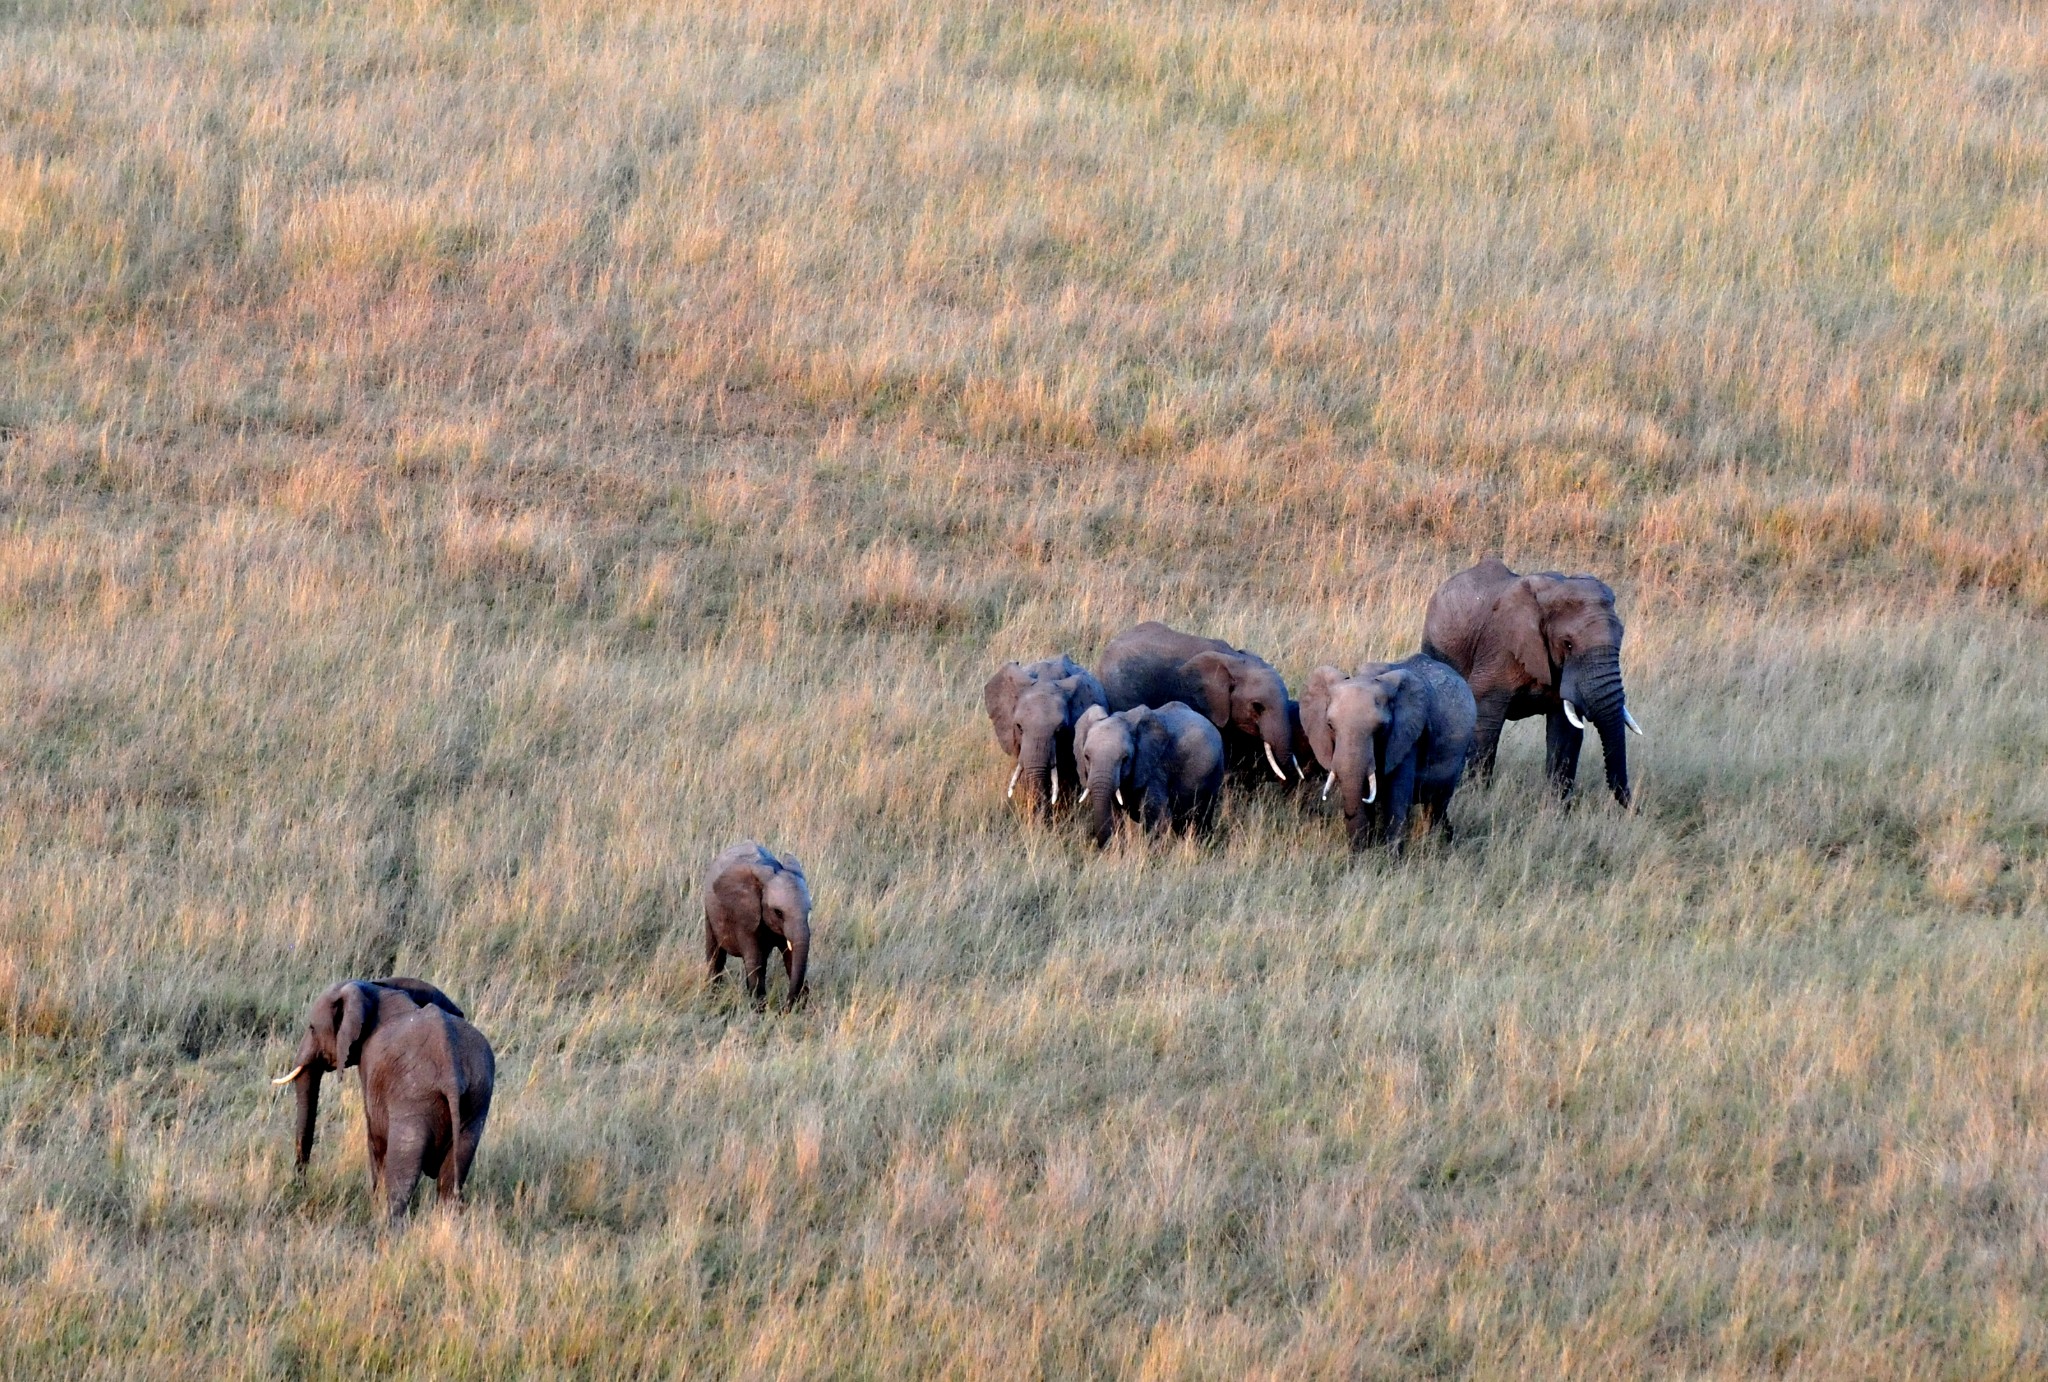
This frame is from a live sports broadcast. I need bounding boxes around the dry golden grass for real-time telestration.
[3,0,2047,1374]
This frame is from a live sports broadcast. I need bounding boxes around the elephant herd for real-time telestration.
[985,558,1645,851]
[270,557,1634,1220]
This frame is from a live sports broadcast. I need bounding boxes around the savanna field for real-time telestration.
[3,0,2048,1374]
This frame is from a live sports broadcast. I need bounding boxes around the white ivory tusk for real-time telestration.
[1364,770,1378,805]
[1006,764,1021,798]
[1321,771,1334,801]
[1291,754,1303,780]
[1078,788,1090,803]
[1562,700,1589,731]
[1050,774,1058,806]
[1115,788,1125,808]
[1265,742,1287,780]
[271,1065,306,1086]
[1623,707,1645,737]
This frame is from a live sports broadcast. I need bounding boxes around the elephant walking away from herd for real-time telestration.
[272,977,496,1219]
[1421,558,1643,807]
[983,655,1109,817]
[1097,622,1297,784]
[705,841,812,1010]
[1300,655,1476,851]
[1074,702,1225,847]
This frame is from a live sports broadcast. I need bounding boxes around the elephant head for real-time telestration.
[1301,665,1423,847]
[1075,704,1139,847]
[1497,574,1640,806]
[984,656,1107,816]
[271,979,457,1169]
[1179,649,1293,781]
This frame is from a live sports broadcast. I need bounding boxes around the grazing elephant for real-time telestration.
[1096,622,1297,784]
[1421,558,1643,806]
[272,978,495,1219]
[1301,655,1477,851]
[1074,702,1225,847]
[705,842,812,1010]
[983,655,1109,817]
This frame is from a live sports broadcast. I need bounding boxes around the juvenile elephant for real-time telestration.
[1421,558,1643,806]
[1096,622,1297,784]
[705,842,812,1010]
[1300,655,1477,851]
[1074,702,1225,847]
[983,655,1109,817]
[272,977,495,1219]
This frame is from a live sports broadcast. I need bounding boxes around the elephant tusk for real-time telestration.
[1077,788,1089,803]
[271,1064,306,1086]
[1562,700,1589,731]
[1265,742,1287,781]
[1050,773,1058,806]
[1624,707,1645,737]
[1291,754,1303,781]
[1006,764,1021,798]
[1321,771,1334,802]
[1364,770,1378,805]
[1115,788,1125,808]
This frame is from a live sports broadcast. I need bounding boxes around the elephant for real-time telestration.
[1096,622,1298,785]
[271,977,495,1219]
[1074,701,1225,847]
[983,655,1109,817]
[704,841,812,1010]
[1300,655,1477,851]
[1421,558,1643,806]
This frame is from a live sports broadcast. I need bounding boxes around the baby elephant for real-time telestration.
[272,977,495,1219]
[1074,702,1225,847]
[705,842,812,1010]
[1300,654,1477,851]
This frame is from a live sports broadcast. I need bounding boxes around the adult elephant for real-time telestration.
[1073,702,1225,847]
[1299,656,1476,851]
[1420,558,1643,806]
[1096,622,1296,784]
[272,978,495,1219]
[983,655,1108,817]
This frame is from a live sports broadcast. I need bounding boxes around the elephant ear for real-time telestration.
[1299,665,1347,770]
[1379,669,1428,773]
[983,663,1034,756]
[1073,704,1110,773]
[1058,670,1109,725]
[712,854,767,927]
[1489,577,1554,688]
[332,981,378,1070]
[1179,650,1238,728]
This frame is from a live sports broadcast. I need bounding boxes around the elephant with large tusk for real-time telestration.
[1421,558,1642,807]
[272,977,495,1219]
[1299,655,1477,851]
[1095,622,1295,788]
[984,655,1109,819]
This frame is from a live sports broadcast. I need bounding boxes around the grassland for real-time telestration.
[3,0,2047,1375]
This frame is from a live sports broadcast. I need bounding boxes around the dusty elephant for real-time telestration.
[983,654,1109,817]
[1096,622,1297,784]
[705,842,812,1010]
[1421,558,1643,806]
[1074,702,1225,847]
[271,977,495,1219]
[1300,655,1477,851]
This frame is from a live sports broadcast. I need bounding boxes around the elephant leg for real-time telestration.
[451,1115,488,1198]
[366,1105,389,1201]
[381,1123,427,1220]
[1382,758,1420,852]
[1545,711,1584,800]
[739,936,770,1011]
[705,924,728,985]
[1470,692,1512,783]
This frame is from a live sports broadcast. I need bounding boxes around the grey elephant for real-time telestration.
[1074,702,1225,847]
[705,841,811,1010]
[1421,558,1643,806]
[1300,655,1477,851]
[1096,622,1297,784]
[983,655,1109,817]
[271,977,495,1219]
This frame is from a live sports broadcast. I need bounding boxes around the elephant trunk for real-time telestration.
[1335,736,1377,850]
[784,920,810,1010]
[292,1068,322,1168]
[1563,652,1630,808]
[1085,754,1121,847]
[1257,705,1294,781]
[1016,728,1059,817]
